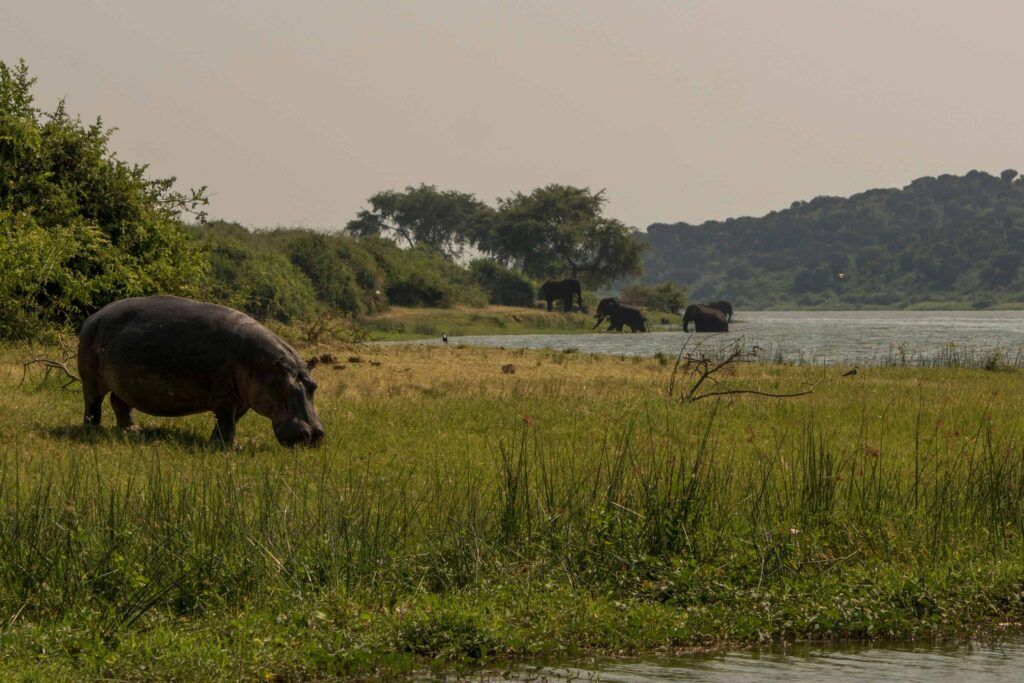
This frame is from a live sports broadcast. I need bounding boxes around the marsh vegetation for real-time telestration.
[4,343,1024,678]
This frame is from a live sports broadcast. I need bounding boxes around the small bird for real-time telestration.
[442,334,448,344]
[842,366,858,377]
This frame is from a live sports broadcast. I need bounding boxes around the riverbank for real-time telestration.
[360,305,682,341]
[3,343,1024,678]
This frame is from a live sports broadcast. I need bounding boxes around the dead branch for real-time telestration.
[19,358,79,388]
[668,337,816,403]
[688,387,816,402]
[18,334,80,389]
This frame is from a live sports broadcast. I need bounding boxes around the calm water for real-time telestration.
[505,640,1024,681]
[408,311,1024,365]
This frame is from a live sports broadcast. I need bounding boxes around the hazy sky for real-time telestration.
[4,1,1023,230]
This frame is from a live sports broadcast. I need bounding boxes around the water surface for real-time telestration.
[402,311,1024,365]
[511,639,1024,681]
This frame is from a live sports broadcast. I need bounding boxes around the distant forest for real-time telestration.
[641,170,1024,309]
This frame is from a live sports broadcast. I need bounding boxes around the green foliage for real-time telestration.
[468,258,536,307]
[619,281,686,313]
[261,227,387,315]
[0,59,207,337]
[345,184,492,259]
[643,170,1024,308]
[479,184,645,287]
[354,239,484,308]
[187,224,319,323]
[190,222,488,314]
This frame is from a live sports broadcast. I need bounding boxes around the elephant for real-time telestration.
[594,297,647,332]
[706,300,734,322]
[682,304,729,332]
[539,278,583,312]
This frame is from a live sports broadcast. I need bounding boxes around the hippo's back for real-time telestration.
[78,296,292,416]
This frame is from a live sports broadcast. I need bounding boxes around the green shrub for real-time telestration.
[196,235,319,323]
[255,228,388,315]
[366,242,487,308]
[469,259,535,307]
[0,60,207,338]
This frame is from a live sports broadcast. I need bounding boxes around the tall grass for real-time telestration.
[3,394,1024,632]
[4,343,1024,675]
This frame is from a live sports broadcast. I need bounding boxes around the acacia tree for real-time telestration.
[478,184,644,287]
[345,184,492,259]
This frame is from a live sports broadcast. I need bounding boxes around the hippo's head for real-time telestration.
[247,356,325,448]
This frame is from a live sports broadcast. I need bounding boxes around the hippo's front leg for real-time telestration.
[210,403,240,448]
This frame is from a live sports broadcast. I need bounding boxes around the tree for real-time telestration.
[1001,169,1019,183]
[345,184,492,259]
[0,59,208,337]
[479,184,644,287]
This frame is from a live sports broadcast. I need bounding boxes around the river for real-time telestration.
[505,639,1024,681]
[402,310,1024,365]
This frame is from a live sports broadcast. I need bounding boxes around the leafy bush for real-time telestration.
[365,242,487,308]
[189,223,489,315]
[192,231,319,323]
[469,259,535,307]
[620,282,686,313]
[0,60,207,338]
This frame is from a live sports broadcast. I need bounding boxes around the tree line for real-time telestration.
[643,170,1024,309]
[0,60,647,339]
[346,183,643,286]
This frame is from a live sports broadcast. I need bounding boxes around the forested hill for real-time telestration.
[641,170,1024,309]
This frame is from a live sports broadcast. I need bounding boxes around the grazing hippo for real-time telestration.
[77,295,325,447]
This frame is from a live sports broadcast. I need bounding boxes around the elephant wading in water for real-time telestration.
[594,297,647,332]
[707,300,734,322]
[78,295,325,448]
[683,304,729,332]
[539,278,583,312]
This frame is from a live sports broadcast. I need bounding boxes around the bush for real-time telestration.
[0,60,207,338]
[366,242,487,308]
[619,282,686,313]
[469,259,535,307]
[195,234,319,323]
[254,228,388,315]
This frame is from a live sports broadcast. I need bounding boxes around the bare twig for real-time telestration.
[18,334,80,388]
[688,387,816,402]
[19,358,79,388]
[668,337,817,403]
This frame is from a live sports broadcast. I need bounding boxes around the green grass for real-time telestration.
[3,343,1024,679]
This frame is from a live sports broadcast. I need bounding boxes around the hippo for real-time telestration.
[77,295,325,447]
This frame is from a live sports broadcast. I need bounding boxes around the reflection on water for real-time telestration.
[514,640,1024,682]
[399,311,1024,365]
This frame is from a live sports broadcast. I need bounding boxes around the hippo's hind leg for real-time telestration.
[109,393,138,431]
[81,377,107,427]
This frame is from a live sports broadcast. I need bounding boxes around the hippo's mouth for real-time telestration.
[274,419,325,448]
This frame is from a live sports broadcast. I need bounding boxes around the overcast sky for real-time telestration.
[4,1,1022,230]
